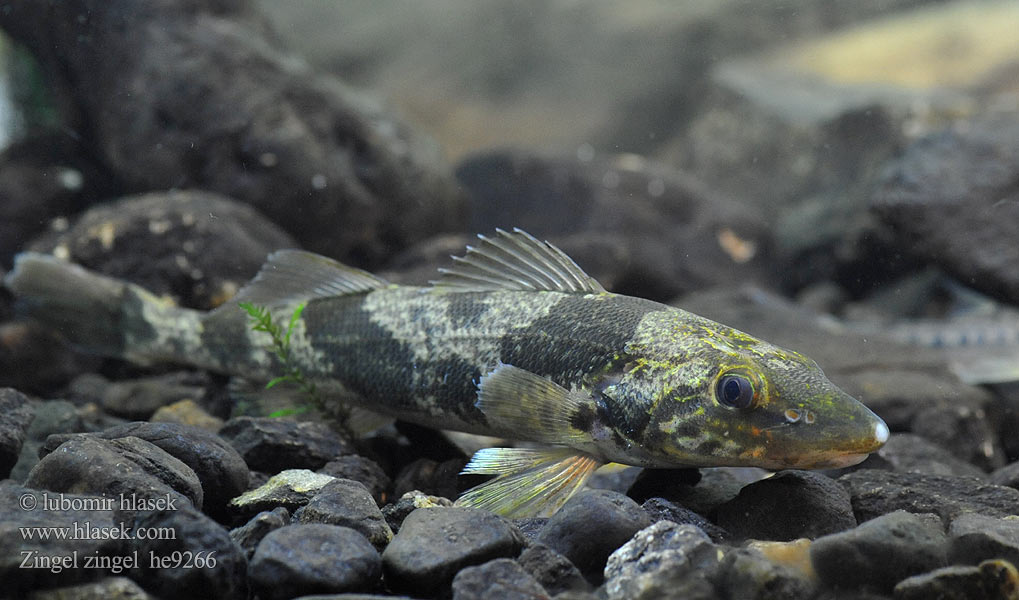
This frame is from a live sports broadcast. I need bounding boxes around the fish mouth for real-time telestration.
[766,410,889,470]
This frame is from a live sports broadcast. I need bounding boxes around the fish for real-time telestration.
[3,228,888,517]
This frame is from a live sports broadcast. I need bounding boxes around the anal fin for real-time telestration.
[455,447,602,518]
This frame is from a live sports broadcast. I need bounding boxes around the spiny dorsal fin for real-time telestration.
[432,228,606,293]
[228,249,387,309]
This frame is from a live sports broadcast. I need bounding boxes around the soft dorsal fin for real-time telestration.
[227,249,387,308]
[431,228,606,293]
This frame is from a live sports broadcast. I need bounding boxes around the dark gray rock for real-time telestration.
[25,576,156,600]
[0,387,34,478]
[603,521,720,600]
[839,469,1019,522]
[26,191,296,311]
[511,517,548,544]
[318,455,390,505]
[872,113,1019,305]
[657,467,747,519]
[129,504,247,600]
[45,421,250,518]
[625,467,702,504]
[249,524,381,599]
[909,399,1004,472]
[717,470,856,541]
[0,0,465,267]
[99,372,211,421]
[893,559,1019,600]
[718,547,817,600]
[230,506,290,561]
[381,507,524,596]
[585,464,644,495]
[380,490,453,534]
[392,456,466,500]
[810,510,948,592]
[229,469,335,518]
[0,320,101,397]
[537,489,652,584]
[948,513,1019,567]
[295,478,393,551]
[0,132,120,267]
[219,416,353,473]
[26,435,202,510]
[9,399,92,482]
[451,557,548,600]
[990,461,1019,490]
[1,481,127,595]
[851,433,987,479]
[455,149,769,302]
[641,497,729,543]
[517,543,590,596]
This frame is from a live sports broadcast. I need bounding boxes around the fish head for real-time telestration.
[601,309,888,470]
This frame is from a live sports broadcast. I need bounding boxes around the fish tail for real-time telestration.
[4,252,202,365]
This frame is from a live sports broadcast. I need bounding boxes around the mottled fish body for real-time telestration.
[5,229,888,516]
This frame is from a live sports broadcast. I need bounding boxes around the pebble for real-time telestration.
[230,507,291,560]
[990,462,1019,491]
[0,387,34,478]
[854,433,988,479]
[381,507,524,596]
[717,470,856,541]
[0,321,100,397]
[511,517,549,543]
[128,504,248,600]
[318,454,391,505]
[24,576,155,600]
[603,521,720,600]
[9,399,100,482]
[893,559,1019,600]
[839,469,1019,522]
[295,478,393,551]
[625,467,702,504]
[150,399,225,431]
[249,524,381,599]
[948,513,1019,567]
[218,416,353,473]
[537,489,651,584]
[642,497,730,542]
[229,469,335,518]
[872,112,1019,305]
[810,510,947,591]
[27,435,202,510]
[392,456,467,500]
[517,543,590,596]
[450,557,548,600]
[719,547,818,600]
[94,372,211,421]
[658,467,746,518]
[380,490,453,533]
[909,400,1004,472]
[50,421,249,518]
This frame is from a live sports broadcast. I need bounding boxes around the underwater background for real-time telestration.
[1,1,1019,598]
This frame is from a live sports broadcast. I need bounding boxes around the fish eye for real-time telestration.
[715,374,756,409]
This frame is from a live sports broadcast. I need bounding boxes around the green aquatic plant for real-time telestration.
[238,301,319,418]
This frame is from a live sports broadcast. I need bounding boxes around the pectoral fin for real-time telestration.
[456,447,602,517]
[476,363,596,445]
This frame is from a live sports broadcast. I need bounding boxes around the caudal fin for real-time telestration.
[4,253,197,364]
